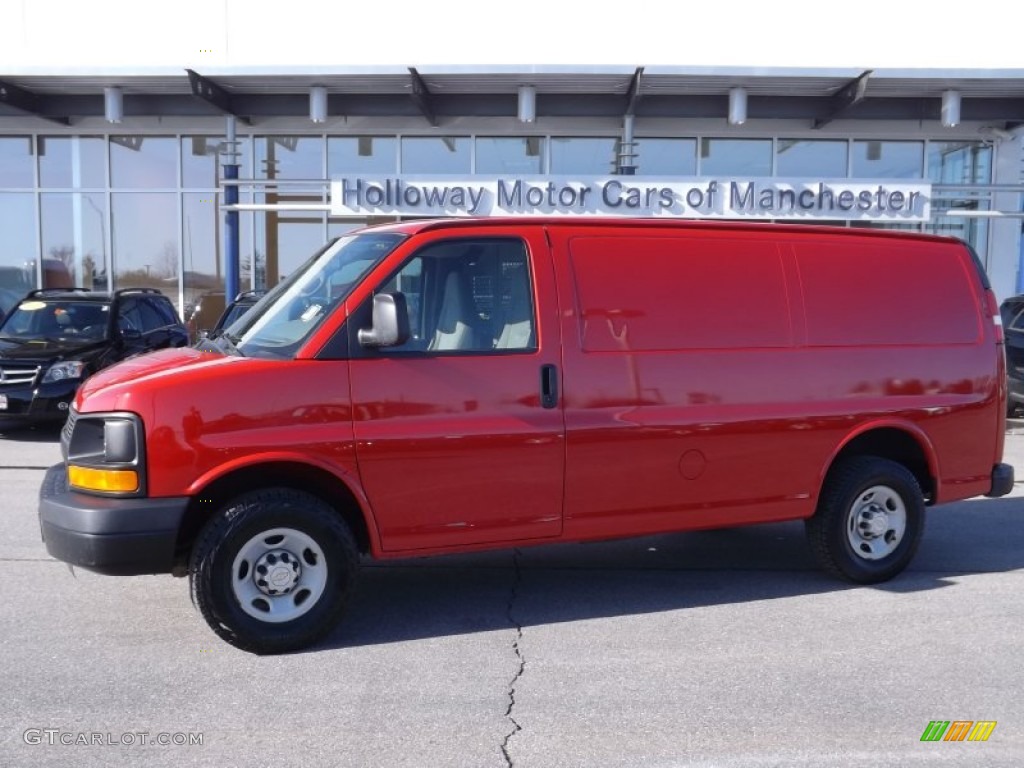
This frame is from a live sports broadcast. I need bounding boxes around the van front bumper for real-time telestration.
[38,463,188,575]
[987,463,1015,498]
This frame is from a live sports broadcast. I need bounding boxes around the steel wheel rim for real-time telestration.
[846,485,907,561]
[231,527,328,623]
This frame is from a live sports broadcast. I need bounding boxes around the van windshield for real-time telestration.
[231,232,404,359]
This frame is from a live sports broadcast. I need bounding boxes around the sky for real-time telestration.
[4,0,1022,71]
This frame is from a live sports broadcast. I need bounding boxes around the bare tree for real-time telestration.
[48,245,75,268]
[157,241,179,279]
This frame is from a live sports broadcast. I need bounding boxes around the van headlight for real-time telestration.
[65,412,145,496]
[42,361,86,383]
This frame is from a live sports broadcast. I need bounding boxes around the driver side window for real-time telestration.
[117,299,142,334]
[375,238,535,355]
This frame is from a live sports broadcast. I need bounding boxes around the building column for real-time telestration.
[990,132,1023,300]
[223,116,241,300]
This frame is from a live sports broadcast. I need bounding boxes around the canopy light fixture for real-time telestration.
[104,87,123,123]
[518,85,536,123]
[941,90,961,128]
[310,86,328,123]
[728,87,747,126]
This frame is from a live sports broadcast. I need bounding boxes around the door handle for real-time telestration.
[540,364,559,409]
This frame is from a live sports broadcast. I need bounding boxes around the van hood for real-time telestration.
[0,335,109,363]
[78,347,229,397]
[75,346,287,421]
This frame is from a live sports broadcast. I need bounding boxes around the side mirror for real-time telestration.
[358,293,410,348]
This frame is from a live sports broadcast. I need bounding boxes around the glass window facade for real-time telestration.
[256,136,324,179]
[111,193,179,292]
[328,136,398,175]
[401,137,471,173]
[41,193,107,289]
[0,137,34,188]
[700,139,772,176]
[110,136,177,188]
[182,136,252,188]
[38,137,106,188]
[634,138,697,176]
[928,141,992,184]
[550,137,617,174]
[0,193,37,303]
[776,139,848,177]
[475,137,544,174]
[0,132,1002,316]
[852,140,924,178]
[254,202,326,287]
[183,192,224,310]
[927,142,994,266]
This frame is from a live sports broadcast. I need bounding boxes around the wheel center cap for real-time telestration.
[253,549,301,596]
[861,508,889,538]
[269,567,293,588]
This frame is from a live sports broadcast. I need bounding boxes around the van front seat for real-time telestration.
[429,269,478,351]
[496,268,534,349]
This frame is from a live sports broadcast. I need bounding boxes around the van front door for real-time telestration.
[348,231,564,552]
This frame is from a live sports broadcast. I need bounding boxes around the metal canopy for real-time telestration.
[813,70,873,129]
[185,69,251,125]
[407,67,437,126]
[0,78,70,125]
[623,67,644,116]
[0,67,1022,126]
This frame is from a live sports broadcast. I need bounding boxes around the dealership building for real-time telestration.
[1,64,1022,313]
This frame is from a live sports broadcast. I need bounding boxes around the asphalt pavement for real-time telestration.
[2,419,1023,767]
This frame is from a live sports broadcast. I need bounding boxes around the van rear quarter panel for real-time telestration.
[790,235,998,501]
[551,224,998,541]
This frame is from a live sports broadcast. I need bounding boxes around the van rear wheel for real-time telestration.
[806,456,924,584]
[189,488,358,654]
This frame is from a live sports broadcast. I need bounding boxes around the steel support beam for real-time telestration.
[408,68,437,126]
[185,69,251,124]
[624,67,644,116]
[0,79,70,125]
[813,70,873,129]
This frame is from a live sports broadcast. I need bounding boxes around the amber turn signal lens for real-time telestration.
[68,465,139,493]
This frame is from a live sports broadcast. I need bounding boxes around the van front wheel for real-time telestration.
[189,488,358,654]
[806,457,925,584]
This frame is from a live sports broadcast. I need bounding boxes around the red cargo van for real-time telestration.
[39,218,1013,654]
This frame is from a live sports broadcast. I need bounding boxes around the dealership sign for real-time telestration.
[330,176,931,221]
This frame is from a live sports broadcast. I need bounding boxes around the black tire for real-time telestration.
[805,456,925,584]
[189,487,358,654]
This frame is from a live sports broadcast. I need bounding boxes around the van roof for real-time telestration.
[356,217,965,245]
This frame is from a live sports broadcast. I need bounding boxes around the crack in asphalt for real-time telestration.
[500,548,525,768]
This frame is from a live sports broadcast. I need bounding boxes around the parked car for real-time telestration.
[1000,294,1024,416]
[185,291,227,342]
[0,287,188,423]
[186,289,265,341]
[0,286,24,324]
[40,219,1012,654]
[207,290,266,339]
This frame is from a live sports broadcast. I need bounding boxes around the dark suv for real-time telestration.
[210,290,266,338]
[0,287,189,424]
[185,289,266,342]
[1001,294,1024,416]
